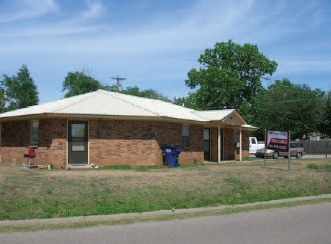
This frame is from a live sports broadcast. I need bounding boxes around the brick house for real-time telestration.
[0,90,256,168]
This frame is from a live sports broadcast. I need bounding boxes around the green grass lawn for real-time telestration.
[0,158,330,221]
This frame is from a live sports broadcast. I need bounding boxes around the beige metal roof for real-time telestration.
[0,90,253,127]
[242,124,259,130]
[194,110,238,122]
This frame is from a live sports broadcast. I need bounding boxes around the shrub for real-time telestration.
[321,164,331,172]
[101,165,132,170]
[307,163,319,169]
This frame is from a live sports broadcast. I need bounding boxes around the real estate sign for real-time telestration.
[265,130,289,152]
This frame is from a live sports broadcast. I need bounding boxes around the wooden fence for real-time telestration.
[301,140,331,155]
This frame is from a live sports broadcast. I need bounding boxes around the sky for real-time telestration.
[0,0,330,104]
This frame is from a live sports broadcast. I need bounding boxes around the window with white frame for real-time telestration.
[182,126,190,147]
[30,121,39,146]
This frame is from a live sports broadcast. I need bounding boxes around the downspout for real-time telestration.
[218,123,221,163]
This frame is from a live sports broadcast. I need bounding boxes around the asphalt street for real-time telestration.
[1,202,330,244]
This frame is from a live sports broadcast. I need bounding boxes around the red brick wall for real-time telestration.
[209,127,236,161]
[89,120,163,166]
[223,128,235,160]
[0,120,30,165]
[89,120,204,166]
[234,130,250,160]
[180,125,204,163]
[0,119,204,167]
[0,119,67,169]
[209,128,250,162]
[0,118,250,167]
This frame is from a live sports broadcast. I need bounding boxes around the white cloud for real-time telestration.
[80,0,105,19]
[0,0,330,102]
[1,0,329,59]
[0,0,58,24]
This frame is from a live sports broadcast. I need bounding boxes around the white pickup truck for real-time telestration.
[249,137,265,154]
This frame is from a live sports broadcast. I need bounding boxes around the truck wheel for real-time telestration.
[272,151,279,159]
[296,152,302,158]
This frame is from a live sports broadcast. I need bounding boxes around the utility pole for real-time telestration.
[111,76,126,91]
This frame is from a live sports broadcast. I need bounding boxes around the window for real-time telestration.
[71,124,85,137]
[182,126,190,147]
[30,121,39,146]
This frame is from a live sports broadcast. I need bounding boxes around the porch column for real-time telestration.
[218,123,221,163]
[239,126,242,161]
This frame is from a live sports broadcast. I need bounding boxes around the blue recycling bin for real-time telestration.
[174,145,181,166]
[163,145,181,167]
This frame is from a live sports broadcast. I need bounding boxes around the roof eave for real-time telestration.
[222,110,246,124]
[241,124,259,131]
[0,113,207,124]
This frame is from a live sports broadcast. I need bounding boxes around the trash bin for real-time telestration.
[174,145,181,166]
[163,145,176,167]
[163,145,181,167]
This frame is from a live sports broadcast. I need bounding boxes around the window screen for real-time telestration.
[182,126,190,147]
[30,121,39,146]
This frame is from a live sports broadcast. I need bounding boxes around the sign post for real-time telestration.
[264,129,267,168]
[288,131,291,171]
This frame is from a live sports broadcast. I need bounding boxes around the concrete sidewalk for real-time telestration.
[302,154,331,159]
[249,154,331,159]
[1,194,331,227]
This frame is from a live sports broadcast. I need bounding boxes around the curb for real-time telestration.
[1,194,331,227]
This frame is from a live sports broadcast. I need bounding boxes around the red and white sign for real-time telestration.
[265,130,289,152]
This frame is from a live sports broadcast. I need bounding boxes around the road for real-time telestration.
[1,203,330,244]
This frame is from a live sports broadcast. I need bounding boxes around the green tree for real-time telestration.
[121,86,142,97]
[103,84,120,92]
[63,73,171,102]
[0,88,5,113]
[173,92,198,109]
[318,91,331,138]
[253,79,325,139]
[185,40,277,118]
[62,71,103,98]
[1,65,39,111]
[121,86,171,102]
